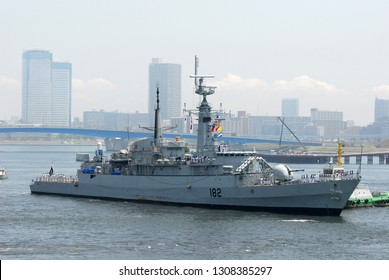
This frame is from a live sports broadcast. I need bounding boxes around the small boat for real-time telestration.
[0,166,8,180]
[345,184,389,208]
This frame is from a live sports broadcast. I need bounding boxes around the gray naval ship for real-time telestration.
[30,64,361,216]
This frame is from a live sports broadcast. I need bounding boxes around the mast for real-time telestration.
[195,55,199,88]
[337,141,343,168]
[153,86,162,145]
[190,57,217,157]
[139,86,175,142]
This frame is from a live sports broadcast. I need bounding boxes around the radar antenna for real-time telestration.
[190,56,216,99]
[190,75,217,98]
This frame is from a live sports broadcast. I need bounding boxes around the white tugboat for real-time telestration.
[0,166,8,180]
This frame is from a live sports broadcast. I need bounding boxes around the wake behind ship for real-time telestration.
[30,58,361,216]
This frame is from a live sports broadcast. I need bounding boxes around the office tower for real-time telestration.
[148,58,181,125]
[282,98,299,117]
[22,50,72,127]
[22,50,52,125]
[374,97,389,122]
[51,62,72,127]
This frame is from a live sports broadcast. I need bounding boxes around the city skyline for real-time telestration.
[0,0,388,126]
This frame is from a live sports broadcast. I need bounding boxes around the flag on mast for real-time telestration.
[189,116,193,134]
[49,166,54,176]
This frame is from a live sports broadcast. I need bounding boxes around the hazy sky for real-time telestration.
[1,0,388,126]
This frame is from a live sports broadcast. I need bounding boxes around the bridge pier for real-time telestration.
[341,154,389,165]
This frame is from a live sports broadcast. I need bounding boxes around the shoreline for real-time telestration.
[1,140,389,154]
[0,140,99,146]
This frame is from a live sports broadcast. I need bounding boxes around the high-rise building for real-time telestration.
[22,50,52,125]
[148,58,181,125]
[374,97,389,122]
[22,50,72,127]
[51,62,72,127]
[282,98,299,117]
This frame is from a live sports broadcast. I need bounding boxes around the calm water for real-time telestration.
[1,144,388,260]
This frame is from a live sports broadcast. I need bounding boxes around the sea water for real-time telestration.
[0,144,388,260]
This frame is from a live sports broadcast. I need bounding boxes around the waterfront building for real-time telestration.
[223,111,249,136]
[247,116,280,139]
[282,98,299,117]
[310,108,344,137]
[374,97,389,122]
[148,58,181,125]
[83,110,149,131]
[22,50,72,127]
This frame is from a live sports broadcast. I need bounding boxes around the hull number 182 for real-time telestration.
[210,188,222,198]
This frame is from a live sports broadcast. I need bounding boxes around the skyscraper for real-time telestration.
[148,58,181,125]
[22,50,72,127]
[51,62,72,127]
[374,97,389,122]
[282,98,299,117]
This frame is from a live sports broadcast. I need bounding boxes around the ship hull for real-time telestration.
[30,174,360,216]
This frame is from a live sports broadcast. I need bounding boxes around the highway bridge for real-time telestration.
[0,127,321,147]
[3,127,389,164]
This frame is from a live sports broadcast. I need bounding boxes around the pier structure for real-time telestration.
[261,151,389,165]
[342,152,389,165]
